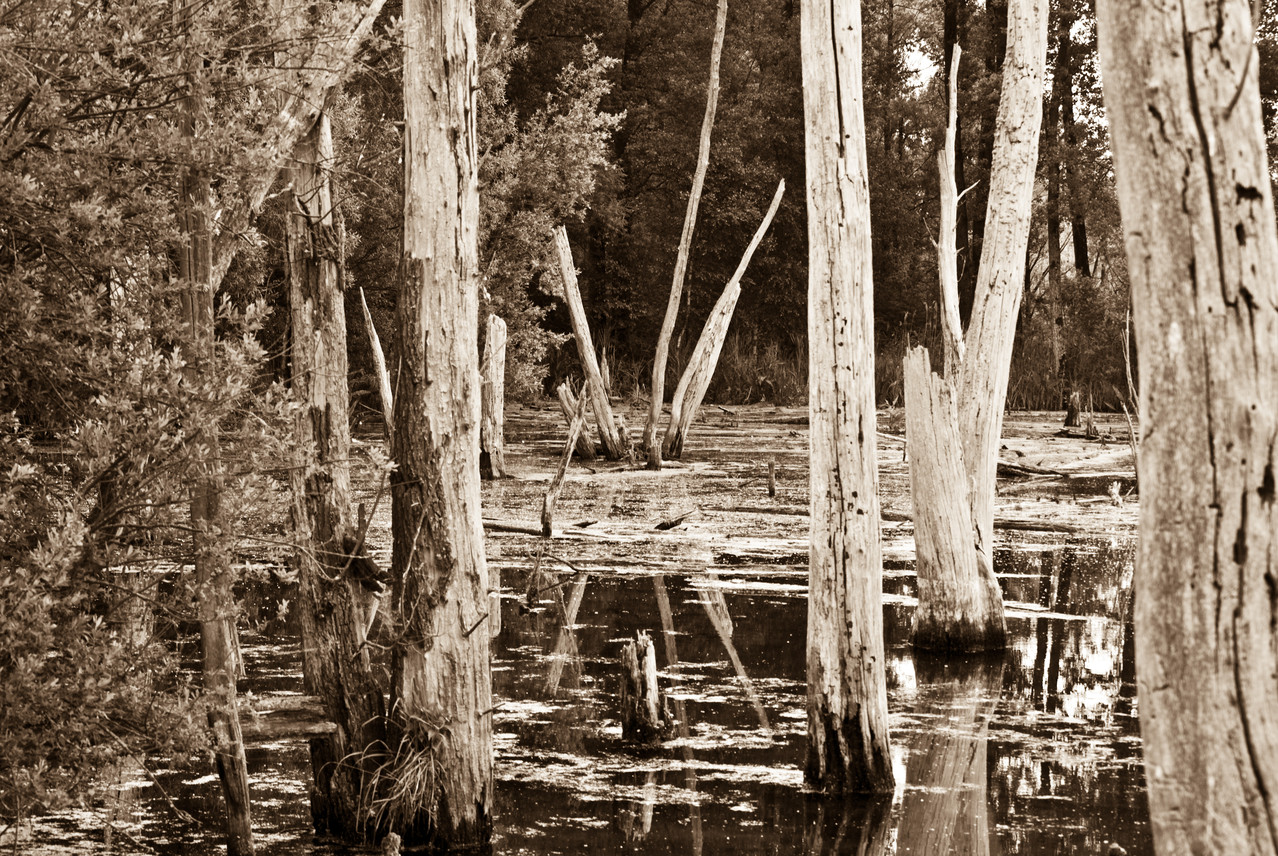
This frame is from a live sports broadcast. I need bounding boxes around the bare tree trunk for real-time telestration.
[937,49,965,373]
[556,382,598,460]
[480,314,508,479]
[542,392,587,537]
[663,179,785,458]
[1097,0,1278,851]
[643,0,728,469]
[359,287,393,437]
[1057,0,1088,277]
[800,0,894,793]
[286,107,387,838]
[391,0,492,847]
[553,226,626,459]
[176,5,253,850]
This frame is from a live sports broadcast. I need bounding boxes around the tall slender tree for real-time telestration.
[800,0,895,793]
[1097,0,1278,851]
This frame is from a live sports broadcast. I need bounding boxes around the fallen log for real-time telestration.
[241,695,335,742]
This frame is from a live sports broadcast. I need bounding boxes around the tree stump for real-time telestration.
[619,632,672,743]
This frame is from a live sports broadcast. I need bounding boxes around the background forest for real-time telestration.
[3,0,1278,828]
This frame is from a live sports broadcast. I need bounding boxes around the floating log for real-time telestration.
[480,314,508,479]
[241,695,336,743]
[655,509,696,530]
[619,631,672,743]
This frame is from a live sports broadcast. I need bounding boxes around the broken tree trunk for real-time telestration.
[904,349,1006,650]
[390,0,492,847]
[176,4,253,850]
[663,178,785,459]
[542,392,588,537]
[905,0,1046,652]
[285,100,387,837]
[480,314,508,480]
[937,48,965,373]
[552,226,626,459]
[800,0,895,793]
[359,288,393,437]
[555,382,597,460]
[643,0,729,470]
[1097,0,1278,851]
[619,632,672,743]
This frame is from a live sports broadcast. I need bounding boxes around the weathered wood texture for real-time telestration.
[937,48,965,373]
[552,227,626,459]
[480,314,508,479]
[954,0,1049,558]
[619,632,672,743]
[542,392,588,537]
[286,109,387,838]
[800,0,894,793]
[392,0,492,847]
[904,349,1006,650]
[176,5,253,849]
[663,179,785,459]
[643,0,729,469]
[556,382,598,460]
[1097,0,1278,851]
[359,287,394,437]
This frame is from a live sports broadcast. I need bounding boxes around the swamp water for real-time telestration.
[20,407,1148,855]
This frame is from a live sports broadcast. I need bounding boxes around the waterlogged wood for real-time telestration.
[1097,0,1278,851]
[553,227,625,459]
[393,0,492,847]
[286,107,387,837]
[905,349,1006,650]
[556,382,597,460]
[542,393,588,537]
[800,0,894,793]
[359,288,394,437]
[644,0,729,469]
[664,179,785,459]
[619,632,672,743]
[175,4,254,848]
[480,314,508,479]
[955,0,1049,560]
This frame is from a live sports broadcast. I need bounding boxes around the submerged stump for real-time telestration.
[619,632,672,743]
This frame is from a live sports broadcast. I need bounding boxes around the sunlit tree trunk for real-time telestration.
[1097,0,1278,851]
[176,3,253,851]
[286,106,387,837]
[390,0,493,847]
[800,0,894,793]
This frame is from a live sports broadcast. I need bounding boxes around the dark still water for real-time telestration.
[19,538,1147,855]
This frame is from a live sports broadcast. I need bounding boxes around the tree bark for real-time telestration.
[286,107,387,839]
[800,0,895,793]
[1096,0,1278,851]
[663,179,785,458]
[391,0,492,848]
[643,0,729,469]
[937,48,965,373]
[176,4,253,849]
[553,226,626,459]
[480,314,508,480]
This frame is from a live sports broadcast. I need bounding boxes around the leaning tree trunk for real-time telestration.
[642,0,728,469]
[390,0,492,848]
[176,4,254,852]
[906,0,1046,652]
[800,0,894,793]
[285,108,387,838]
[1096,0,1278,852]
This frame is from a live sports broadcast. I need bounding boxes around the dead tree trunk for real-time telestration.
[642,0,728,469]
[285,107,387,838]
[800,0,895,793]
[391,0,492,847]
[480,314,508,480]
[905,0,1046,652]
[663,179,785,459]
[556,382,598,460]
[619,632,672,743]
[552,226,626,459]
[359,287,394,437]
[1096,0,1278,851]
[542,392,587,537]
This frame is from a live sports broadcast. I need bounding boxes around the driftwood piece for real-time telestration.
[553,226,626,459]
[480,314,508,479]
[655,509,696,530]
[663,179,786,458]
[359,287,394,437]
[619,631,672,743]
[541,392,588,537]
[643,0,730,470]
[556,382,597,460]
